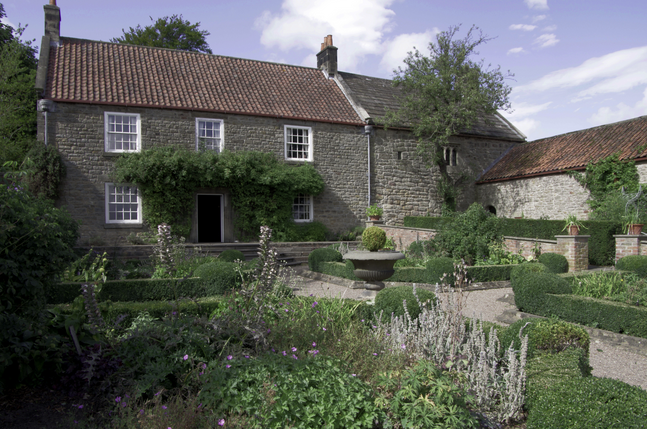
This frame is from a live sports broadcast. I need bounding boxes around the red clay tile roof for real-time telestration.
[478,115,647,182]
[45,38,364,125]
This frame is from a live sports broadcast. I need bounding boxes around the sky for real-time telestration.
[4,0,647,141]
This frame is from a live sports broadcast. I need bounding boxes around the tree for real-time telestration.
[111,14,212,54]
[0,3,38,164]
[388,25,513,213]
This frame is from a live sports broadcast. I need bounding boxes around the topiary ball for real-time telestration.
[538,252,569,274]
[362,226,387,252]
[218,249,246,263]
[616,255,647,278]
[374,286,436,321]
[308,248,343,272]
[512,271,572,314]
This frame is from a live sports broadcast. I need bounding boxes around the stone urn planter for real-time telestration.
[343,250,405,290]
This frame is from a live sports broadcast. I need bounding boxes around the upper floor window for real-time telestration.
[292,194,313,222]
[443,147,457,166]
[105,183,141,224]
[196,118,224,152]
[285,125,312,161]
[105,112,140,152]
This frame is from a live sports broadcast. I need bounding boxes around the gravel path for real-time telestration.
[291,273,647,391]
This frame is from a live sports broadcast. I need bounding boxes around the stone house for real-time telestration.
[476,115,647,220]
[34,2,525,246]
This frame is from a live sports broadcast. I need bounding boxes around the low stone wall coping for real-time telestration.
[504,236,557,244]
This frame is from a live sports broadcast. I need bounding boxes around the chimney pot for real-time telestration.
[49,0,56,5]
[316,35,338,76]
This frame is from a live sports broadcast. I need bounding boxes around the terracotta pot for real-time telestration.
[369,215,381,221]
[568,225,580,235]
[628,224,644,235]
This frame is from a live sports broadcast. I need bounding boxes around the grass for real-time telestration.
[571,270,647,306]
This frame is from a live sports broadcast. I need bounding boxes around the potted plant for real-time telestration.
[366,204,383,221]
[623,211,644,235]
[562,214,586,235]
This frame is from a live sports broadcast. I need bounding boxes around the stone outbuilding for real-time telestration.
[34,2,525,246]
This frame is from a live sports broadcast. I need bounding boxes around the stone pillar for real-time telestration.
[365,220,384,228]
[614,235,642,262]
[556,235,589,272]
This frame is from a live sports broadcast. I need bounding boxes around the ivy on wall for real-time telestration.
[113,147,325,238]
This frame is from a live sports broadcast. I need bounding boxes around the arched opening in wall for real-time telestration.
[486,205,497,215]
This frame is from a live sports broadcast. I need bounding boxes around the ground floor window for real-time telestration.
[292,194,313,222]
[105,183,141,223]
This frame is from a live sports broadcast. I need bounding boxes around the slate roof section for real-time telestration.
[45,38,364,125]
[337,71,525,142]
[478,115,647,183]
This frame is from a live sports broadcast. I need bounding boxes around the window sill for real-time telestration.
[104,223,144,229]
[284,159,313,164]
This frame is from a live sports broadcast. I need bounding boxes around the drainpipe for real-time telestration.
[37,100,55,146]
[364,124,374,207]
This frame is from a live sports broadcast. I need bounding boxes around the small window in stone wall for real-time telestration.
[292,194,313,222]
[105,112,140,152]
[443,147,457,166]
[285,125,313,161]
[105,183,142,224]
[196,118,224,152]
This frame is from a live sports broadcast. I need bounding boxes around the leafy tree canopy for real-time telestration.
[111,14,212,54]
[387,25,513,212]
[0,3,38,164]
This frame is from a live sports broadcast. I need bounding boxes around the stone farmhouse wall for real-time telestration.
[476,173,590,220]
[372,129,518,225]
[45,103,372,246]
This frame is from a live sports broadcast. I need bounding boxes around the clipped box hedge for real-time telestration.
[404,216,622,266]
[49,277,210,304]
[52,296,227,327]
[319,261,361,281]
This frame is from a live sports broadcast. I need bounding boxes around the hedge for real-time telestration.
[308,248,343,272]
[616,255,647,278]
[48,278,209,304]
[465,265,516,283]
[319,261,361,281]
[51,296,227,327]
[512,271,647,338]
[404,217,622,266]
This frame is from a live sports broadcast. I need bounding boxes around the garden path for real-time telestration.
[290,269,647,391]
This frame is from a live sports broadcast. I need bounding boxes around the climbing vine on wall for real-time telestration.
[113,147,325,238]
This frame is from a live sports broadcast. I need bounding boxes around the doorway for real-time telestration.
[197,194,223,242]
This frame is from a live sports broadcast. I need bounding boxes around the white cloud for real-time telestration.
[588,87,647,125]
[532,15,547,23]
[534,33,559,48]
[525,0,549,10]
[504,101,552,119]
[0,17,16,30]
[380,30,438,73]
[507,47,526,55]
[255,0,397,72]
[516,46,647,96]
[509,24,537,31]
[510,118,541,135]
[542,25,557,31]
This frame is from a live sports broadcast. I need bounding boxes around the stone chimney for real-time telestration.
[316,35,338,77]
[44,0,61,43]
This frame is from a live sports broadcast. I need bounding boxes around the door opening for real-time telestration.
[197,194,222,242]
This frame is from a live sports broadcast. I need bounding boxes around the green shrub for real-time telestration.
[499,318,590,360]
[527,376,647,429]
[217,249,246,263]
[425,257,455,284]
[387,267,430,283]
[403,216,447,230]
[430,203,504,265]
[308,248,343,272]
[376,360,478,429]
[362,227,386,251]
[276,221,328,242]
[406,240,435,259]
[510,263,548,287]
[616,255,647,278]
[538,252,569,273]
[199,354,381,429]
[374,286,436,321]
[193,261,241,295]
[319,261,361,281]
[512,271,572,314]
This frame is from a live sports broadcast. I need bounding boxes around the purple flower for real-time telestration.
[244,355,250,359]
[218,419,225,426]
[351,374,357,376]
[115,396,121,403]
[202,363,207,369]
[227,355,233,360]
[312,301,318,308]
[401,344,406,349]
[323,327,327,331]
[77,405,83,409]
[373,353,378,356]
[291,347,297,352]
[282,351,287,356]
[312,342,316,347]
[162,405,167,410]
[292,354,298,359]
[226,364,231,368]
[140,409,144,415]
[183,354,188,361]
